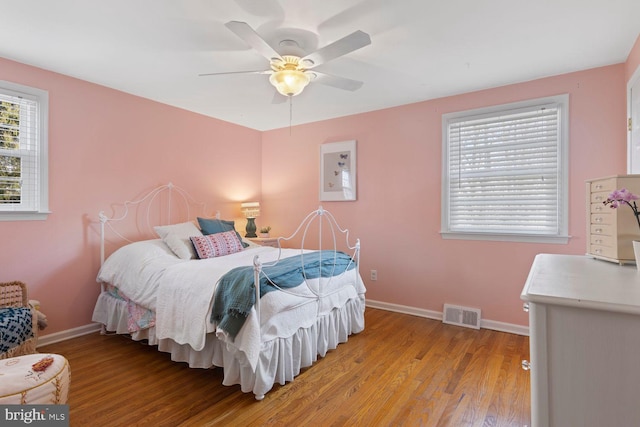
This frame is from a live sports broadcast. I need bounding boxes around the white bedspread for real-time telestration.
[153,245,278,350]
[96,239,183,310]
[96,240,365,371]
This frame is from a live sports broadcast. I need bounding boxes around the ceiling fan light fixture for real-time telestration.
[269,70,311,97]
[204,22,370,100]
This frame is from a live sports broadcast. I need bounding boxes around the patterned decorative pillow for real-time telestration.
[190,230,244,259]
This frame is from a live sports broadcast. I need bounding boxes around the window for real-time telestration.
[0,81,49,221]
[441,95,569,243]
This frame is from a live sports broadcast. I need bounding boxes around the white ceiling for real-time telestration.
[1,1,639,131]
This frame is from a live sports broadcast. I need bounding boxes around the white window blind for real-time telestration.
[442,95,568,243]
[0,81,49,220]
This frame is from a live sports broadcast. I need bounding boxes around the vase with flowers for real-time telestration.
[604,188,640,268]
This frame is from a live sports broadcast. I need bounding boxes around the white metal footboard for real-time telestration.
[251,206,361,342]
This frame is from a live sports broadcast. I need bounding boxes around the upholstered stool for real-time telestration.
[0,353,70,404]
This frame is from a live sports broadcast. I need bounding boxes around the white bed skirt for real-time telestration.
[93,292,365,398]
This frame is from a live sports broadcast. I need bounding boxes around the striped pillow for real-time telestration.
[190,230,244,259]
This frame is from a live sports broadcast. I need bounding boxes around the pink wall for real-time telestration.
[261,64,628,327]
[625,34,640,81]
[0,57,262,337]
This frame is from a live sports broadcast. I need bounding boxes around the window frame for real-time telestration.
[0,80,49,221]
[441,95,570,244]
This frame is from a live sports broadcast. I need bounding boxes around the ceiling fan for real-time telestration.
[200,21,372,99]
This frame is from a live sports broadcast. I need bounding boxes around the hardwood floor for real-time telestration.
[40,308,531,427]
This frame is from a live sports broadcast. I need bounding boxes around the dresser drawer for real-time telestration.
[589,244,616,258]
[590,213,613,225]
[590,234,613,247]
[590,202,609,214]
[590,178,616,193]
[590,191,610,204]
[590,224,613,236]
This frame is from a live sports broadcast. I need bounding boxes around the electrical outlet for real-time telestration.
[370,270,377,281]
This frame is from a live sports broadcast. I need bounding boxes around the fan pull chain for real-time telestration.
[289,95,293,135]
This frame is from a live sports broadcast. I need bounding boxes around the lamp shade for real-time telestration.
[241,202,260,218]
[269,70,311,97]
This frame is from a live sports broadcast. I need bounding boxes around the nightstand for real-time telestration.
[248,237,279,248]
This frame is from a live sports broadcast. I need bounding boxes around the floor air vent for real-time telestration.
[443,304,481,329]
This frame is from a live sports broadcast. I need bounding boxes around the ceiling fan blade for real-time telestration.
[312,72,364,91]
[225,21,283,62]
[300,30,371,68]
[198,70,271,77]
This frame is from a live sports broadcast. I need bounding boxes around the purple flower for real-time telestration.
[604,188,640,231]
[609,188,638,203]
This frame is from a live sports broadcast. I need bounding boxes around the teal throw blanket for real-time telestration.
[212,250,356,340]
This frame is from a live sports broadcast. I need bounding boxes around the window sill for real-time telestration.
[0,211,51,221]
[440,231,570,244]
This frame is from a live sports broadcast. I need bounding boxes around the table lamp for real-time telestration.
[241,202,260,237]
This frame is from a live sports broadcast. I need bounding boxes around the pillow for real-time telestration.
[197,217,249,248]
[197,217,233,234]
[190,230,244,259]
[154,221,203,260]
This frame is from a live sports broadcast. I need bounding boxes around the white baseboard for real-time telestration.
[37,323,102,348]
[365,300,529,336]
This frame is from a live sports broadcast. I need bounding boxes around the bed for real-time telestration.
[91,183,365,400]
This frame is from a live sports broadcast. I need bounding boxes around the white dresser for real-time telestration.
[521,254,640,427]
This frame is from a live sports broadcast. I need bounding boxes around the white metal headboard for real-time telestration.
[99,182,208,265]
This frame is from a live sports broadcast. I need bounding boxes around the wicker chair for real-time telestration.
[0,281,38,359]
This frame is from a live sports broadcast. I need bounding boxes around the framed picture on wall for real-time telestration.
[320,140,357,201]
